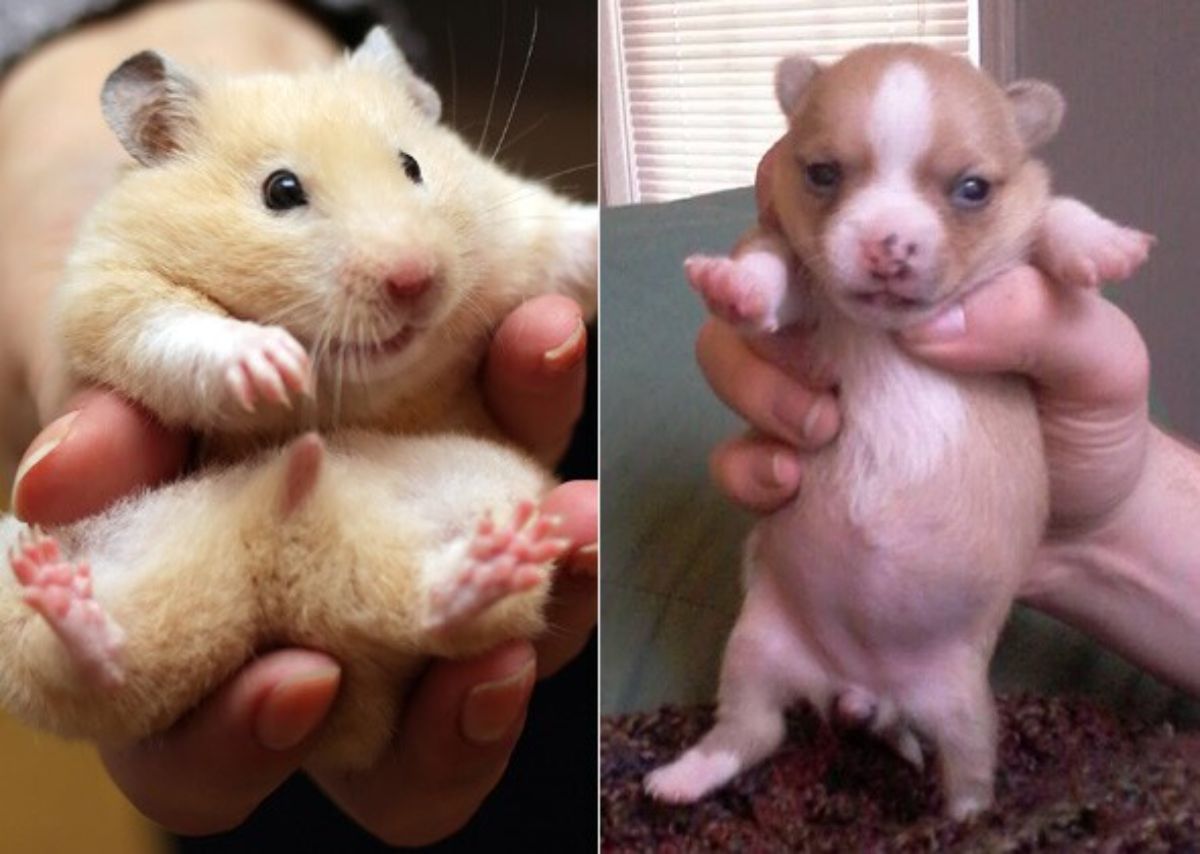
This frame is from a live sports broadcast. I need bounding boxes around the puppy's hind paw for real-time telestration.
[644,749,740,804]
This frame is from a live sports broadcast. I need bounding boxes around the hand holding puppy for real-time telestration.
[699,138,1200,705]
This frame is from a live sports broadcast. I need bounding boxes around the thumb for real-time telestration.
[897,265,1147,405]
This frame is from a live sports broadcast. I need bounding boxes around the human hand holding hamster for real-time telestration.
[698,138,1200,700]
[0,1,594,844]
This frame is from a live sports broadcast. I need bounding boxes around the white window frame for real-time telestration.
[601,0,1015,206]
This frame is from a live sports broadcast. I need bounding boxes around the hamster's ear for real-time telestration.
[101,51,200,166]
[350,26,442,122]
[1005,79,1065,149]
[775,54,821,117]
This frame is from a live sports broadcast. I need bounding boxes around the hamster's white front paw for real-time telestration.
[1036,197,1154,288]
[221,324,312,413]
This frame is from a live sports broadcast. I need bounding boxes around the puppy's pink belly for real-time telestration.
[753,511,996,688]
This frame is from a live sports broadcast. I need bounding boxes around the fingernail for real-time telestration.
[569,542,598,576]
[542,319,586,371]
[801,398,826,440]
[769,451,801,488]
[461,656,536,745]
[255,663,340,751]
[11,411,79,518]
[903,304,966,343]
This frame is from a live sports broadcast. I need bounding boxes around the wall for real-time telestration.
[1017,0,1200,437]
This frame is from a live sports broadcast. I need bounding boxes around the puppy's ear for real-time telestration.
[101,51,201,165]
[1005,80,1065,149]
[350,25,442,122]
[775,54,821,117]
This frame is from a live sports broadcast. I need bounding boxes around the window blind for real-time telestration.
[609,1,977,203]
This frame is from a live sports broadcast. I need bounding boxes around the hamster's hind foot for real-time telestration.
[9,529,126,689]
[426,501,569,632]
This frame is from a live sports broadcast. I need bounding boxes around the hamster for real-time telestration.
[0,430,565,770]
[52,26,596,452]
[646,44,1152,818]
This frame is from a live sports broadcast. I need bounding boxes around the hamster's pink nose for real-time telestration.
[386,267,433,302]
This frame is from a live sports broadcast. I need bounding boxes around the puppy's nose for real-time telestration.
[385,264,433,302]
[862,233,918,281]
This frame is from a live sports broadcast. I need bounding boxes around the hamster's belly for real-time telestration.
[749,366,1045,689]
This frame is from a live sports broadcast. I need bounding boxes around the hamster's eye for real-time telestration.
[263,170,308,211]
[804,161,842,193]
[399,151,422,184]
[950,175,991,208]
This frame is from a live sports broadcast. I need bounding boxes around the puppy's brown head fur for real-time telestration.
[771,44,1063,329]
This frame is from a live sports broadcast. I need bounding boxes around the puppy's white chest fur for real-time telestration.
[813,321,967,522]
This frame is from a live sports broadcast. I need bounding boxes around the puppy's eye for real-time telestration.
[804,161,842,193]
[399,151,422,184]
[263,169,308,211]
[950,175,991,208]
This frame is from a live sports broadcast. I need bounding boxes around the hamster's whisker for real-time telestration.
[491,7,537,163]
[332,309,353,427]
[493,113,548,157]
[535,162,599,185]
[447,25,458,131]
[477,0,507,153]
[356,315,375,410]
[310,301,339,415]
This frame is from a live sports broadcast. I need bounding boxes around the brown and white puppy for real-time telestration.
[649,44,1151,819]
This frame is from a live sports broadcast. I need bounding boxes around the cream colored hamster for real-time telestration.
[648,44,1152,818]
[0,25,593,770]
[53,26,596,450]
[0,430,564,770]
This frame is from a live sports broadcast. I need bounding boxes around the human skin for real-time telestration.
[698,138,1200,698]
[0,0,596,844]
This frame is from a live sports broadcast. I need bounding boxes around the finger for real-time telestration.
[710,432,804,514]
[536,480,597,677]
[898,266,1150,407]
[484,295,588,466]
[12,390,188,525]
[312,641,536,847]
[695,319,840,448]
[101,649,340,836]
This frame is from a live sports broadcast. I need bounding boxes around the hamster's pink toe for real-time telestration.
[10,531,126,690]
[427,504,569,631]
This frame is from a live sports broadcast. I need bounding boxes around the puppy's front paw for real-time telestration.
[686,254,776,329]
[222,324,311,413]
[1036,198,1154,288]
